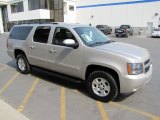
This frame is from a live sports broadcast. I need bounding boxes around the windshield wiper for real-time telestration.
[105,40,115,43]
[89,40,115,47]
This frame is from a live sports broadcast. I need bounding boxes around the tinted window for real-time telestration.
[28,0,50,10]
[154,28,160,31]
[53,27,76,46]
[11,1,24,13]
[9,26,33,40]
[33,26,51,43]
[96,25,104,28]
[120,25,130,29]
[50,0,64,22]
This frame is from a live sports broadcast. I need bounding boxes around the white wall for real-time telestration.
[77,0,160,27]
[0,7,4,33]
[64,0,76,23]
[7,0,50,22]
[7,0,76,23]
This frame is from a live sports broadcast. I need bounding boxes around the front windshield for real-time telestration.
[74,27,110,46]
[154,28,160,31]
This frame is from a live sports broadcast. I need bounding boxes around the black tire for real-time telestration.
[87,71,118,102]
[116,35,118,37]
[16,54,31,74]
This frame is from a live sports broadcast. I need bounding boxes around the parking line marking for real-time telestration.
[0,72,19,95]
[0,65,8,72]
[60,87,66,120]
[97,101,109,120]
[17,78,39,112]
[110,102,160,120]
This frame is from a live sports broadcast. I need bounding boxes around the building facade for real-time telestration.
[76,0,160,28]
[0,0,76,33]
[1,0,160,33]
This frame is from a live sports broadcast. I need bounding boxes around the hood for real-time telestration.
[95,42,149,61]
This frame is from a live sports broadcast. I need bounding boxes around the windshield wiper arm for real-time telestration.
[90,40,115,46]
[89,42,106,46]
[105,40,115,43]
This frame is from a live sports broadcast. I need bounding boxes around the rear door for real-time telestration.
[29,26,51,68]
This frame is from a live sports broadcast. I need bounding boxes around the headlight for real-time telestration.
[127,63,143,75]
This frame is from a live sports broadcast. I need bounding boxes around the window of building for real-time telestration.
[50,0,64,22]
[11,1,24,13]
[9,26,33,40]
[28,0,50,10]
[69,5,74,11]
[33,26,51,43]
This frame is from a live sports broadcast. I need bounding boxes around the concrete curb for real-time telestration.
[0,99,30,120]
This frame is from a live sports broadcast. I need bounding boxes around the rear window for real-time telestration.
[120,25,130,29]
[9,26,33,40]
[96,25,104,28]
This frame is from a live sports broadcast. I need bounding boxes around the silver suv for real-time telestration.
[7,23,152,102]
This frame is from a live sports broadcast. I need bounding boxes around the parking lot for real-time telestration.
[0,33,160,120]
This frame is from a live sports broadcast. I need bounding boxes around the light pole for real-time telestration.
[90,15,94,26]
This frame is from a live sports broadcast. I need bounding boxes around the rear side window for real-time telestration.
[33,26,51,43]
[9,26,33,40]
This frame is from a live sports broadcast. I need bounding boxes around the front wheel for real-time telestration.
[87,71,118,102]
[16,54,31,74]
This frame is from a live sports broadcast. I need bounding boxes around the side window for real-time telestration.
[52,27,76,46]
[33,26,51,43]
[9,26,33,40]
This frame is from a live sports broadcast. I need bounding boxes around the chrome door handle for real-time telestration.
[30,45,36,49]
[49,49,57,53]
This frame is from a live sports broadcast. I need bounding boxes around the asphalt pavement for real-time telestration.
[0,33,160,120]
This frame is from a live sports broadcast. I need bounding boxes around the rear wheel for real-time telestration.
[87,71,118,102]
[16,54,31,74]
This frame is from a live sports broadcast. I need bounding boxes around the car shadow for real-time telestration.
[113,92,134,102]
[6,60,132,102]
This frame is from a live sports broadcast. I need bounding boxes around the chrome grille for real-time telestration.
[144,58,151,73]
[145,66,150,73]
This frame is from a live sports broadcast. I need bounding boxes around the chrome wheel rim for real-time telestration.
[18,58,26,71]
[92,78,110,97]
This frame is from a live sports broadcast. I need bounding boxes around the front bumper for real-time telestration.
[116,32,126,35]
[120,64,153,93]
[152,34,160,37]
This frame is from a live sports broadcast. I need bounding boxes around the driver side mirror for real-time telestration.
[63,39,79,49]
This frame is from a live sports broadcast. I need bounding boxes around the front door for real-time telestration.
[29,26,51,68]
[47,27,83,78]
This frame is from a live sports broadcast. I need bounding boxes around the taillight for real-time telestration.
[6,38,8,49]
